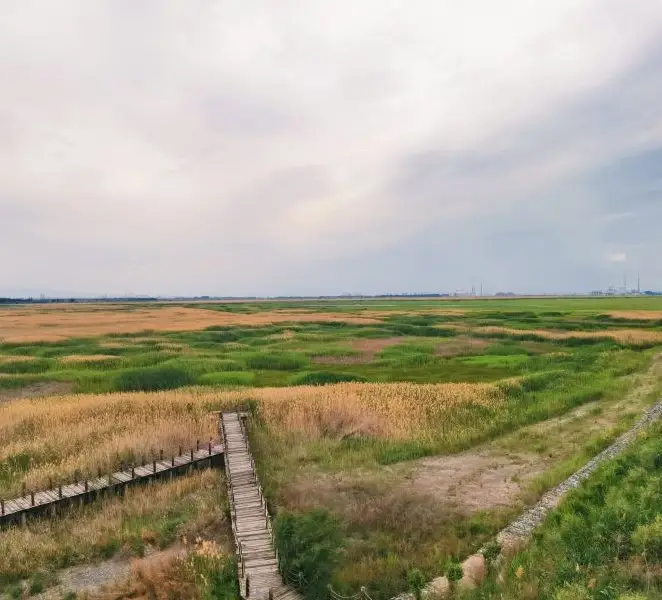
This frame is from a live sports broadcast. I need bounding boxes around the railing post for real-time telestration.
[31,491,35,506]
[172,455,175,467]
[58,485,63,499]
[131,464,135,478]
[196,439,199,451]
[245,575,249,596]
[190,447,194,462]
[160,449,163,461]
[269,589,274,600]
[153,458,157,473]
[85,479,89,492]
[208,439,212,455]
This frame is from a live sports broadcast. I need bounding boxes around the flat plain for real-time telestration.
[1,297,661,599]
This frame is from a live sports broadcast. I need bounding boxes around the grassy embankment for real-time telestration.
[469,422,662,600]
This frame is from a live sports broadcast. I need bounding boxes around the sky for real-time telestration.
[2,1,662,297]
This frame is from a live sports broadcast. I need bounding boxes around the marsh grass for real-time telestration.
[0,470,228,587]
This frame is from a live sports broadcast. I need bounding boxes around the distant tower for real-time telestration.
[624,272,627,293]
[638,272,641,295]
[480,281,483,297]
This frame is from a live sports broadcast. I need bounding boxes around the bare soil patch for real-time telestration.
[0,381,73,404]
[0,306,383,342]
[406,451,548,513]
[32,545,186,600]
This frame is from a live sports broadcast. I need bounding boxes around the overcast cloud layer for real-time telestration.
[2,1,662,297]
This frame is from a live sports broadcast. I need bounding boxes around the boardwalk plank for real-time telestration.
[222,412,300,600]
[1,444,224,527]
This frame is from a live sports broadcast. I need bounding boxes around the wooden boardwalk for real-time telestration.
[222,412,301,600]
[0,441,224,528]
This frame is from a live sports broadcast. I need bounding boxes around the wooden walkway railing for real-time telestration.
[221,411,301,600]
[0,440,224,528]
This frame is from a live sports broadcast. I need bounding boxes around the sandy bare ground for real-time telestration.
[0,306,383,342]
[406,451,548,513]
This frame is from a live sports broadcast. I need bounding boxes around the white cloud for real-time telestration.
[608,252,628,263]
[1,1,662,295]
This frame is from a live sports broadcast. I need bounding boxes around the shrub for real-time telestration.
[632,515,662,561]
[407,568,426,600]
[446,561,464,583]
[113,365,196,392]
[274,510,344,600]
[289,371,366,386]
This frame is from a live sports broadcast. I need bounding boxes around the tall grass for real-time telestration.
[0,470,228,586]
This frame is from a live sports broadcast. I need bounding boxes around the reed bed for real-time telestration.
[0,355,37,363]
[0,306,382,342]
[0,382,500,495]
[256,382,504,440]
[0,470,225,583]
[474,326,662,345]
[57,354,121,364]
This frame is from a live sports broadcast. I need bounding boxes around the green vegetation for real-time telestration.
[474,423,662,600]
[274,510,344,600]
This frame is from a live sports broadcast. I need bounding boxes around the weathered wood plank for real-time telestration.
[0,443,224,526]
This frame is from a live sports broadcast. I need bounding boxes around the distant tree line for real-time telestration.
[0,297,158,304]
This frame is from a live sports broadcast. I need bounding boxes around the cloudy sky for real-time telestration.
[2,1,662,297]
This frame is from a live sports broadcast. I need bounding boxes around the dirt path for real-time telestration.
[30,546,185,600]
[405,352,662,514]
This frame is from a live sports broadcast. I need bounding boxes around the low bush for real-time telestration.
[274,510,344,600]
[289,371,366,386]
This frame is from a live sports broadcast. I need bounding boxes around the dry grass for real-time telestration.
[0,470,227,582]
[474,326,662,345]
[0,355,37,364]
[0,382,502,494]
[255,382,504,441]
[0,306,383,342]
[58,354,121,364]
[607,310,662,320]
[86,539,231,600]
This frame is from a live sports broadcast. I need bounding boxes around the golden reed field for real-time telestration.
[0,305,382,342]
[0,382,502,495]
